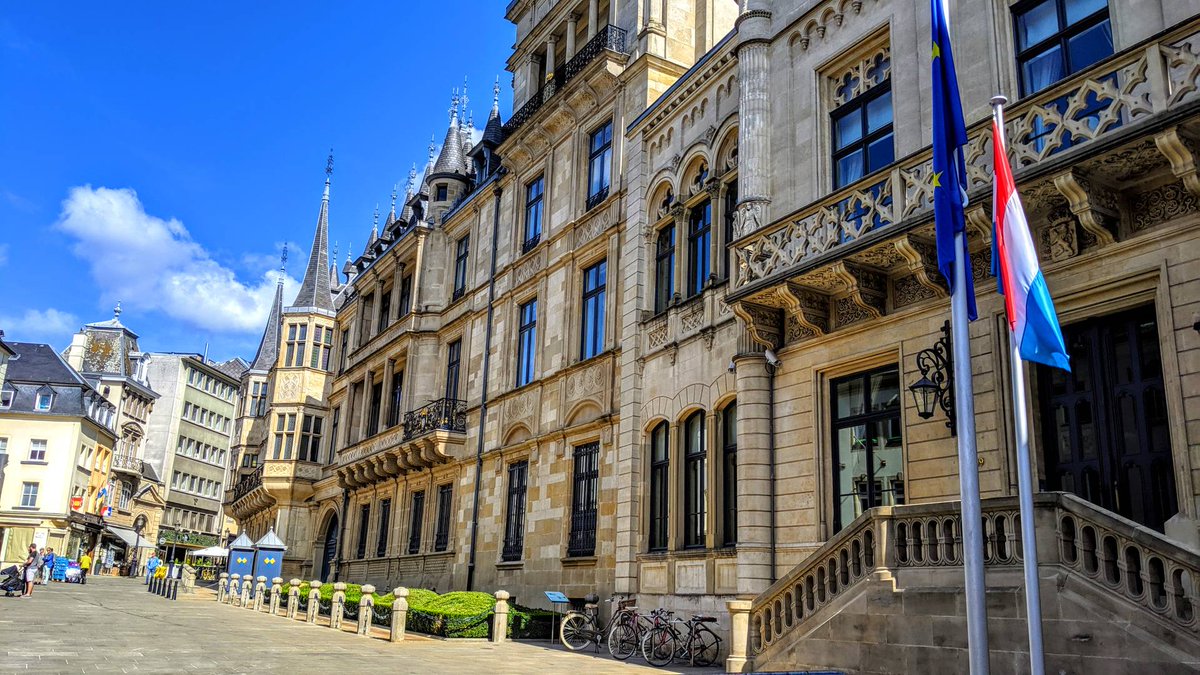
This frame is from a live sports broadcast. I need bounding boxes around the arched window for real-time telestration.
[648,422,670,551]
[683,411,707,549]
[721,403,738,547]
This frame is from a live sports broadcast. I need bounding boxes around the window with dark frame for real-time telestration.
[567,442,599,557]
[654,224,675,313]
[687,200,712,297]
[721,403,738,547]
[398,274,413,317]
[339,329,350,373]
[434,484,453,552]
[452,235,470,301]
[285,323,308,367]
[445,339,462,401]
[831,366,904,533]
[1014,0,1113,96]
[297,415,323,462]
[328,407,340,464]
[516,299,538,387]
[683,411,707,549]
[378,287,392,334]
[723,180,738,279]
[831,82,894,189]
[376,498,391,557]
[407,490,426,554]
[502,461,529,561]
[368,380,383,436]
[523,177,544,253]
[388,369,404,427]
[648,422,669,552]
[356,503,370,559]
[273,413,296,460]
[435,184,448,201]
[580,260,607,360]
[310,325,333,370]
[587,120,613,209]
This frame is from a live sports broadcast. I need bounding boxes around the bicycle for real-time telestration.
[559,594,636,652]
[607,607,670,660]
[640,613,723,667]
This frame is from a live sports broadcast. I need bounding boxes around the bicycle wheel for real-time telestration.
[641,625,677,667]
[607,621,638,660]
[690,626,722,667]
[560,612,594,651]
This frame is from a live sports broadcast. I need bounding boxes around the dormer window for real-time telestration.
[35,391,54,411]
[0,385,13,409]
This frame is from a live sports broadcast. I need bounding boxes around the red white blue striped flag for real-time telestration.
[992,116,1070,371]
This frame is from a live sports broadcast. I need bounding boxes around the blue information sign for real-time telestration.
[544,591,569,604]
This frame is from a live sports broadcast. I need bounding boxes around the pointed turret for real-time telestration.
[330,241,340,286]
[432,93,466,175]
[385,185,397,228]
[400,165,416,223]
[482,75,505,147]
[290,155,335,312]
[250,248,287,372]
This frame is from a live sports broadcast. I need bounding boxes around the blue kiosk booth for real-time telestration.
[253,528,287,581]
[226,532,255,578]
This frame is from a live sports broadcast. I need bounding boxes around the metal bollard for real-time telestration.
[170,578,178,600]
[147,576,154,593]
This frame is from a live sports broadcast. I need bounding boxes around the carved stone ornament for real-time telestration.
[1130,180,1200,232]
[830,262,885,328]
[733,199,767,238]
[1040,208,1079,261]
[731,300,783,350]
[1052,169,1118,249]
[1154,126,1200,197]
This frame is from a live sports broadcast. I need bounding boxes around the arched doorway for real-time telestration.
[319,514,339,582]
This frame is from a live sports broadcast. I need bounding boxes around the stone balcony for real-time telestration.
[109,452,144,477]
[335,397,467,489]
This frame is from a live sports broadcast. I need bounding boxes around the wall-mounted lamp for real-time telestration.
[908,320,956,436]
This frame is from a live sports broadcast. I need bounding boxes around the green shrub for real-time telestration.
[405,587,440,609]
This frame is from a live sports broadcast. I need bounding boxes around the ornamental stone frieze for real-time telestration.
[1052,169,1119,248]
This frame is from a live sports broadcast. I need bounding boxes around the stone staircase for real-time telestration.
[744,493,1199,674]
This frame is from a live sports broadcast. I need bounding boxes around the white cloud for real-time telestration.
[55,186,301,334]
[0,308,80,343]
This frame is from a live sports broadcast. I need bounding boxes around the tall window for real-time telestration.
[832,82,893,189]
[1015,0,1113,96]
[683,411,707,548]
[310,325,332,370]
[368,380,383,435]
[285,323,308,367]
[687,201,712,297]
[273,413,296,459]
[398,274,413,317]
[249,381,268,417]
[445,340,462,401]
[587,120,613,209]
[452,235,470,301]
[407,491,425,554]
[359,293,375,342]
[28,439,47,462]
[648,422,670,552]
[568,442,599,557]
[721,403,738,547]
[580,260,607,360]
[831,367,903,532]
[388,369,404,427]
[654,224,675,313]
[434,484,453,552]
[524,177,544,252]
[356,504,371,559]
[339,329,350,373]
[20,482,38,508]
[328,407,340,462]
[516,299,538,387]
[376,498,391,557]
[378,287,392,333]
[723,180,738,279]
[502,461,529,561]
[435,184,448,201]
[298,415,323,462]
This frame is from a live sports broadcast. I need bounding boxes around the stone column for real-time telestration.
[390,587,409,642]
[217,572,228,602]
[357,584,375,636]
[643,0,666,57]
[733,352,774,595]
[371,279,385,336]
[671,204,687,303]
[240,577,252,607]
[708,182,724,282]
[306,580,322,623]
[527,54,541,99]
[252,576,266,611]
[588,0,598,38]
[566,14,578,58]
[726,599,754,673]
[330,582,347,630]
[382,360,396,430]
[733,1,774,241]
[228,574,241,605]
[287,578,301,619]
[269,577,283,615]
[545,35,558,95]
[491,590,510,643]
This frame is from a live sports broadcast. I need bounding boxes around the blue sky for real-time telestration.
[0,2,514,361]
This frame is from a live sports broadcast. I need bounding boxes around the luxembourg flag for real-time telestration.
[992,114,1070,371]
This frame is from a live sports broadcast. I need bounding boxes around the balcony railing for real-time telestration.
[402,398,467,441]
[732,20,1200,290]
[232,464,264,502]
[110,453,143,474]
[502,24,629,138]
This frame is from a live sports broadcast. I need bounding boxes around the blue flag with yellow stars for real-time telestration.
[931,0,977,320]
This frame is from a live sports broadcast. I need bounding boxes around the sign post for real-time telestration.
[544,591,569,645]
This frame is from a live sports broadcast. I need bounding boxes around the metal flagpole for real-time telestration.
[951,226,989,675]
[991,94,1046,675]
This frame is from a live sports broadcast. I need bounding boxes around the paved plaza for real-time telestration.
[0,577,704,674]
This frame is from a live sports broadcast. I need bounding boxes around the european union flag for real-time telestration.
[931,0,977,320]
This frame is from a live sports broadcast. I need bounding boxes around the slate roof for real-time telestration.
[290,178,334,312]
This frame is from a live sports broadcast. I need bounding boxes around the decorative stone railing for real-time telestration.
[733,20,1200,289]
[748,492,1199,658]
[402,397,467,441]
[232,464,264,501]
[110,453,144,474]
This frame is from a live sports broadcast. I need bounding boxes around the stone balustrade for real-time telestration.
[252,576,266,611]
[286,578,301,619]
[269,577,283,615]
[329,582,346,631]
[357,584,375,636]
[306,580,321,623]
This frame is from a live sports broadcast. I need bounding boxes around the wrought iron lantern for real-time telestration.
[909,320,956,435]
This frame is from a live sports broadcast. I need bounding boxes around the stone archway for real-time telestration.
[318,513,339,582]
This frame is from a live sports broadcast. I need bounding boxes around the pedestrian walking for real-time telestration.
[144,553,160,584]
[41,548,55,585]
[79,550,92,584]
[22,545,38,597]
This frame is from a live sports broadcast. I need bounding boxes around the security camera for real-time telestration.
[764,349,781,368]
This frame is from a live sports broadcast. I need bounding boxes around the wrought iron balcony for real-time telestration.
[110,453,143,475]
[502,24,629,138]
[402,398,467,441]
[232,464,263,502]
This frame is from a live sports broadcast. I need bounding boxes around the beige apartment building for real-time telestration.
[226,0,1200,671]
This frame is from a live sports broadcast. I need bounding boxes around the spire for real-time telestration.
[433,92,466,175]
[330,241,339,285]
[385,184,397,227]
[400,165,416,223]
[290,152,335,312]
[250,275,284,372]
[482,75,505,146]
[113,301,122,321]
[371,205,379,244]
[278,242,288,285]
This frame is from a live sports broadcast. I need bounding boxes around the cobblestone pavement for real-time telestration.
[0,577,712,674]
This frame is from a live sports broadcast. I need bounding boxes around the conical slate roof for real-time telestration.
[254,528,287,550]
[290,177,334,311]
[432,96,465,175]
[482,77,505,146]
[249,280,284,372]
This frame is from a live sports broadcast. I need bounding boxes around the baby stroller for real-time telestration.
[0,565,23,596]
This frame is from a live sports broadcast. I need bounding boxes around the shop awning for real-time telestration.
[105,525,156,549]
[189,546,228,558]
